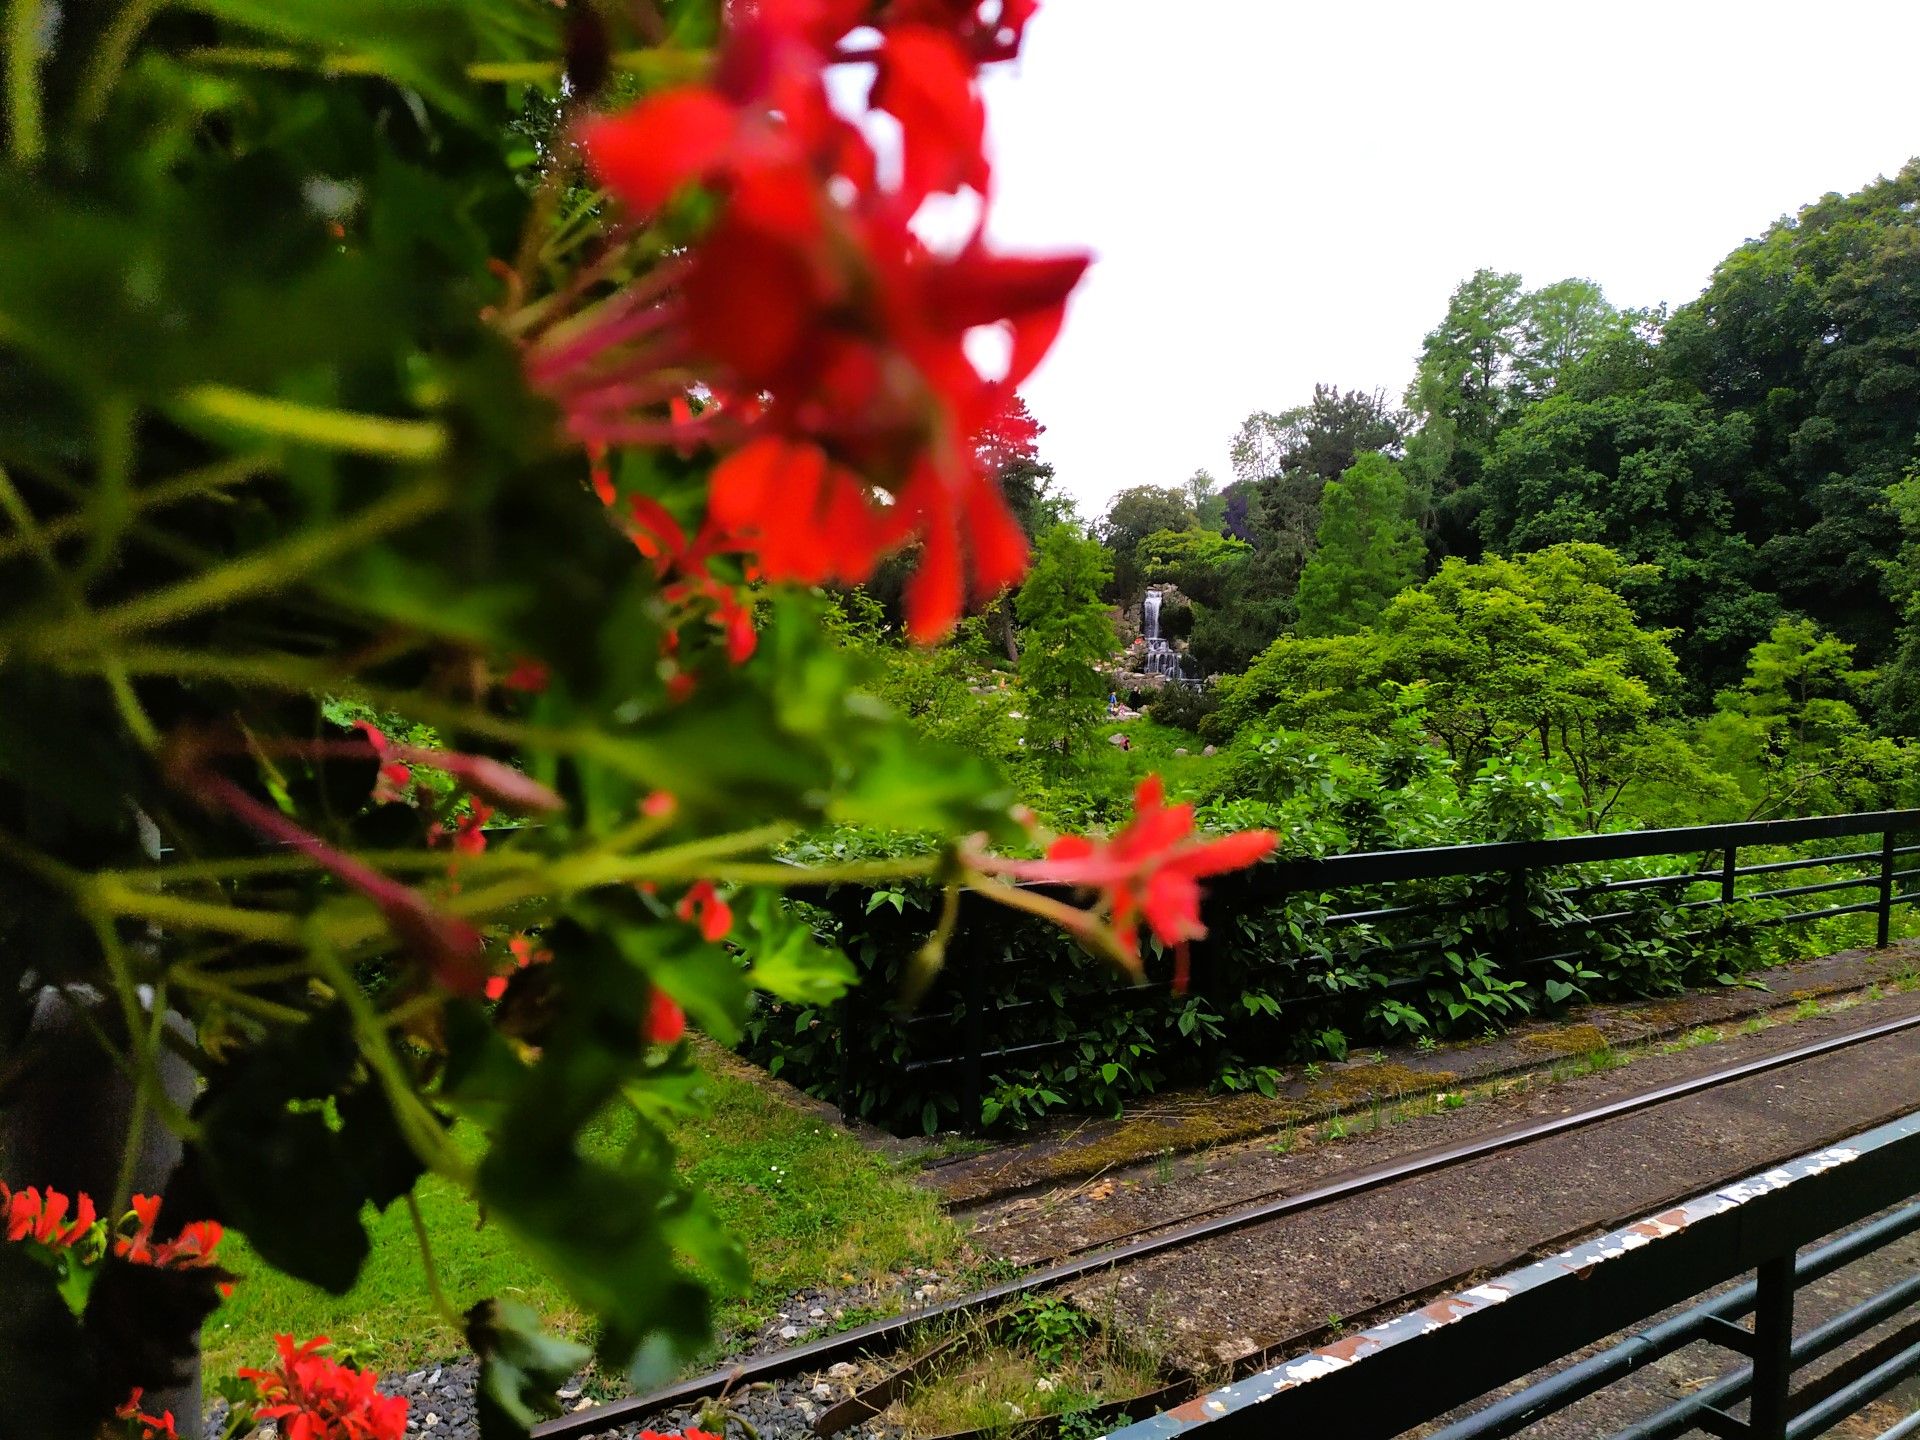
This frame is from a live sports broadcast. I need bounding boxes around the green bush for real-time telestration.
[1145,682,1219,732]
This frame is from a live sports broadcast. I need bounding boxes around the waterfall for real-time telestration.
[1142,589,1184,680]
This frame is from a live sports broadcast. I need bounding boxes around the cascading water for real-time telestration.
[1142,589,1185,681]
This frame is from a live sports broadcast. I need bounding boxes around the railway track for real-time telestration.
[536,1004,1920,1440]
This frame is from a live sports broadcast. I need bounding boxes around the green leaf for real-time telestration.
[175,0,561,127]
[737,892,856,1005]
[468,1299,593,1439]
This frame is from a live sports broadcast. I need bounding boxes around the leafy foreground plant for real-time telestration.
[0,3,1274,1438]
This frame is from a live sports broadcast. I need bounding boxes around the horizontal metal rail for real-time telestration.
[1259,810,1920,890]
[827,809,1920,1131]
[1736,849,1884,878]
[1425,1196,1920,1440]
[1107,1105,1920,1440]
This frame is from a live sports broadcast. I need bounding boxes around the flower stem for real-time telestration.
[90,880,305,943]
[173,386,448,462]
[308,940,471,1186]
[0,462,161,749]
[31,478,449,648]
[705,856,942,886]
[406,1192,463,1331]
[5,0,43,161]
[0,453,273,563]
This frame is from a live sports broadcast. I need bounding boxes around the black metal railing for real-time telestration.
[1105,1107,1920,1440]
[810,809,1920,1131]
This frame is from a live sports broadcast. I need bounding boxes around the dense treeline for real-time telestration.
[1103,161,1920,718]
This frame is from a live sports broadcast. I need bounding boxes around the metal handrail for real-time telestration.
[1107,1108,1920,1440]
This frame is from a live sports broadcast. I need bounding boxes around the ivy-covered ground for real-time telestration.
[202,1043,964,1379]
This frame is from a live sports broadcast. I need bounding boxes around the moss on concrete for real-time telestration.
[1517,1024,1610,1057]
[1305,1062,1457,1106]
[1018,1094,1310,1187]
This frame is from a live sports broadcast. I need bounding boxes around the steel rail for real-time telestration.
[532,1007,1920,1440]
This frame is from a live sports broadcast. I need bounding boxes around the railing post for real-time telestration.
[961,941,986,1134]
[835,984,856,1123]
[1499,868,1520,973]
[1722,844,1738,911]
[1748,1253,1797,1440]
[1879,828,1897,949]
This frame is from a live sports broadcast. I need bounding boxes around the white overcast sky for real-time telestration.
[970,0,1920,515]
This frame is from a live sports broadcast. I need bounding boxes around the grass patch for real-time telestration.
[204,1045,961,1378]
[887,1303,1163,1439]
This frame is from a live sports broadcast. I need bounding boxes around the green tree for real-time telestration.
[1877,469,1920,732]
[1406,271,1633,561]
[1222,545,1706,825]
[1294,454,1425,636]
[1231,387,1409,592]
[1700,618,1915,817]
[1017,526,1118,769]
[1099,484,1196,599]
[1736,618,1875,761]
[1661,160,1920,660]
[1476,382,1774,698]
[1513,277,1630,398]
[1138,527,1251,608]
[1187,467,1226,529]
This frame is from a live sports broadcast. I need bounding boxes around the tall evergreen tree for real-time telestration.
[1294,454,1425,636]
[1017,526,1117,770]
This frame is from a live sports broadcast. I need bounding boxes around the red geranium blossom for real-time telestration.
[528,0,1089,642]
[675,879,733,942]
[646,990,688,1046]
[236,1335,408,1440]
[114,1194,224,1270]
[115,1390,179,1440]
[485,933,555,1002]
[2,1183,95,1247]
[984,776,1276,980]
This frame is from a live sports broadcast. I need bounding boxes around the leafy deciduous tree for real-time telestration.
[1017,526,1118,770]
[1294,454,1425,637]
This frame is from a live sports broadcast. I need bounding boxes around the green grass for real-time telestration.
[204,1047,961,1377]
[1089,716,1216,798]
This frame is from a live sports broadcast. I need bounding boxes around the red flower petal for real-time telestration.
[582,89,741,212]
[871,26,988,201]
[646,990,687,1045]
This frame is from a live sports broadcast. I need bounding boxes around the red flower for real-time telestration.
[485,933,554,1002]
[675,879,733,942]
[646,990,688,1046]
[525,0,1089,643]
[621,491,762,665]
[115,1390,179,1440]
[879,0,1040,62]
[237,1335,408,1440]
[502,657,551,693]
[870,25,987,202]
[155,1219,223,1270]
[430,801,495,857]
[986,776,1275,974]
[373,761,412,805]
[641,789,678,818]
[2,1183,96,1247]
[112,1194,223,1270]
